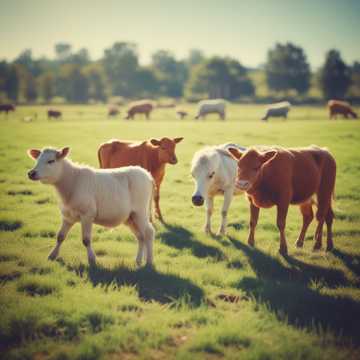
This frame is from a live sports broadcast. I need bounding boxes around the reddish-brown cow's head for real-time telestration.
[150,137,183,165]
[227,147,277,191]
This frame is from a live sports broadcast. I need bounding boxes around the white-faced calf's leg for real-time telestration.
[204,197,214,234]
[48,219,74,260]
[80,216,96,265]
[218,189,233,235]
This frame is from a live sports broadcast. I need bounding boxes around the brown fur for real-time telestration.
[125,101,154,120]
[228,145,336,255]
[98,137,183,221]
[0,104,15,114]
[328,100,358,119]
[48,110,62,120]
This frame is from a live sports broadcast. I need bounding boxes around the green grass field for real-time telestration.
[0,104,360,360]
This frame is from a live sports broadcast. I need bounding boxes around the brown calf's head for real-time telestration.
[150,137,183,165]
[227,147,277,191]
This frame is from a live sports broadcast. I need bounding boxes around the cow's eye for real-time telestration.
[47,160,55,164]
[209,172,215,179]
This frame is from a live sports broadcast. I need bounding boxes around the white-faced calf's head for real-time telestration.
[27,147,70,184]
[191,152,219,206]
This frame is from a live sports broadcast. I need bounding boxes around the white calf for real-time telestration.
[27,147,155,266]
[195,99,226,120]
[191,143,245,235]
[262,101,291,121]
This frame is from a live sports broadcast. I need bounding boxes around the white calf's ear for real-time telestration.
[28,149,41,159]
[227,147,243,160]
[56,147,70,159]
[150,139,161,146]
[174,137,184,144]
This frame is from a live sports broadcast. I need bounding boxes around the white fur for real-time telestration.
[262,101,291,120]
[191,143,245,235]
[29,148,155,266]
[195,99,226,120]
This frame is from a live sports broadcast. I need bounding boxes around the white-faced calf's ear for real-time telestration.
[56,147,70,159]
[150,139,161,146]
[261,150,277,164]
[28,149,41,159]
[174,137,184,144]
[227,147,243,160]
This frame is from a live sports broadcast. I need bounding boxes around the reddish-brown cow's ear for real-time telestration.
[174,137,184,144]
[261,150,277,164]
[227,147,243,160]
[28,149,41,159]
[56,147,70,159]
[150,139,161,146]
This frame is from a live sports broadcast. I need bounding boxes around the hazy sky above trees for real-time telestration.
[0,0,359,68]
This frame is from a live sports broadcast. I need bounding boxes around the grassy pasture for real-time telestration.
[0,104,360,359]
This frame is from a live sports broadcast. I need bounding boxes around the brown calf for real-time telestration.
[98,137,183,221]
[0,104,15,114]
[228,146,336,255]
[328,100,357,119]
[48,110,62,120]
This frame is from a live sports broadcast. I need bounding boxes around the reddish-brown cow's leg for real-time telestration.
[325,207,334,251]
[276,203,289,255]
[154,182,163,222]
[295,201,314,248]
[248,201,259,247]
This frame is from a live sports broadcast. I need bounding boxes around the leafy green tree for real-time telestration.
[265,42,310,94]
[319,50,351,100]
[15,65,37,102]
[0,62,19,101]
[187,49,205,68]
[37,72,55,102]
[83,63,107,101]
[348,61,360,97]
[102,42,139,97]
[55,43,72,63]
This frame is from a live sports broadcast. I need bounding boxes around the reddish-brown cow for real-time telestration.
[125,101,154,120]
[98,137,183,221]
[0,104,15,114]
[328,100,357,119]
[227,146,336,255]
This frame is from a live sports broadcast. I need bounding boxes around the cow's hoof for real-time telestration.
[216,228,226,236]
[204,227,212,235]
[48,250,58,261]
[295,241,304,248]
[279,247,288,256]
[326,244,334,252]
[313,244,322,251]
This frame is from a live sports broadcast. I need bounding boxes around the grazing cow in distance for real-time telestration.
[262,101,291,121]
[328,100,358,119]
[125,100,155,120]
[48,110,62,120]
[176,110,188,120]
[191,143,245,235]
[108,106,120,118]
[227,145,336,255]
[0,104,15,114]
[195,99,226,120]
[98,137,183,222]
[27,147,155,266]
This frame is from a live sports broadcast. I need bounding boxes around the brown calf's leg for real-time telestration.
[154,183,164,222]
[276,203,289,256]
[295,201,314,248]
[248,201,260,247]
[325,207,334,251]
[48,219,74,260]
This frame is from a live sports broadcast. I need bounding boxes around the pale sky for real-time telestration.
[0,0,359,68]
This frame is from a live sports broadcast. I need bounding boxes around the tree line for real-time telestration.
[0,41,359,104]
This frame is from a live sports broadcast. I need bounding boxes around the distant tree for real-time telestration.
[55,43,72,62]
[319,50,351,100]
[14,49,42,77]
[15,65,38,102]
[151,50,187,97]
[187,49,205,68]
[102,42,139,97]
[37,72,55,102]
[83,63,107,101]
[265,42,311,94]
[134,67,159,97]
[0,62,19,101]
[185,56,254,100]
[347,61,360,97]
[69,48,90,66]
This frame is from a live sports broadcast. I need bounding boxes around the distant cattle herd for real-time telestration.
[1,98,358,121]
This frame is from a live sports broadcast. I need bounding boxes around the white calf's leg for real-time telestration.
[218,189,233,235]
[48,219,74,260]
[204,197,214,234]
[80,216,96,265]
[144,223,155,265]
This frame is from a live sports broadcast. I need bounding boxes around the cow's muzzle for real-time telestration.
[28,170,39,181]
[192,195,204,206]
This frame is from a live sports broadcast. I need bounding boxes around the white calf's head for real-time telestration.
[191,149,220,206]
[27,147,70,184]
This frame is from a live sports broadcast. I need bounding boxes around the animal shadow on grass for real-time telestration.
[228,237,360,343]
[332,248,360,278]
[160,224,225,261]
[63,261,204,307]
